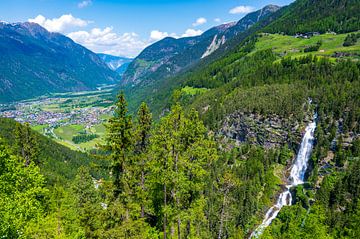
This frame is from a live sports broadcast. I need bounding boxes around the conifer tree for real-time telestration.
[135,102,152,218]
[105,92,133,200]
[14,122,39,166]
[150,105,217,239]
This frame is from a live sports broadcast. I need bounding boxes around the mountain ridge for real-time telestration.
[121,4,281,87]
[97,53,133,76]
[0,22,118,103]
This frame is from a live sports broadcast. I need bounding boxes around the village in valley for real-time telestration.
[0,86,115,151]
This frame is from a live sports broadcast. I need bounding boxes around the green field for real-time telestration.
[31,124,49,133]
[253,32,360,60]
[53,123,107,151]
[181,86,209,96]
[54,124,85,141]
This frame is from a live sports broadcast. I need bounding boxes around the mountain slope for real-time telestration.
[122,5,280,87]
[263,0,360,34]
[0,117,107,184]
[98,53,133,75]
[0,22,118,103]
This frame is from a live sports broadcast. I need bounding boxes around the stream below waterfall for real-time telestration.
[250,112,317,238]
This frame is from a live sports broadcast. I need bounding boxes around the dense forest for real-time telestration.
[0,95,285,238]
[1,0,360,238]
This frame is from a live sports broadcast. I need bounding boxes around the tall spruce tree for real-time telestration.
[105,92,133,200]
[135,102,152,218]
[14,122,39,166]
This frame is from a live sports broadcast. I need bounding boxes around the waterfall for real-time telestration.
[250,113,317,238]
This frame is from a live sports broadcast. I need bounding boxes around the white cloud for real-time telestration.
[28,13,205,57]
[149,28,203,41]
[78,0,92,8]
[28,14,89,33]
[181,29,203,37]
[214,18,221,23]
[67,27,147,58]
[150,30,178,41]
[229,6,254,14]
[192,17,207,27]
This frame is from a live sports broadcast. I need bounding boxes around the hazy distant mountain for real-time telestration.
[122,5,280,87]
[0,22,118,103]
[97,53,133,75]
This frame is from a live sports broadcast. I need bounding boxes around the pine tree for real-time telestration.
[73,166,101,238]
[105,92,133,200]
[135,102,152,218]
[14,122,39,166]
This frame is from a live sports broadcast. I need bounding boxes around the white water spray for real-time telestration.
[250,113,317,238]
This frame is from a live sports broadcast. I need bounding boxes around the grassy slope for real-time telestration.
[253,32,360,59]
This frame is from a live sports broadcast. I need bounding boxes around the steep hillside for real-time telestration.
[122,5,280,87]
[98,53,133,75]
[0,117,107,184]
[263,0,360,34]
[0,22,118,103]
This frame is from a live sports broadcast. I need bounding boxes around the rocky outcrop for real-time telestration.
[219,111,304,148]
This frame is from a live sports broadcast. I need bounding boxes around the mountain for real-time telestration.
[122,4,280,87]
[0,22,118,103]
[263,0,360,34]
[97,53,133,75]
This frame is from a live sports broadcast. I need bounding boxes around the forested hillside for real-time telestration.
[0,22,118,103]
[0,0,359,238]
[0,118,107,183]
[263,0,360,34]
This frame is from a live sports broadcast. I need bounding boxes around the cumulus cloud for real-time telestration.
[229,6,254,14]
[67,27,147,57]
[192,17,207,26]
[149,28,203,41]
[150,30,178,41]
[28,14,89,33]
[214,18,221,23]
[181,29,203,37]
[78,0,92,8]
[28,13,205,57]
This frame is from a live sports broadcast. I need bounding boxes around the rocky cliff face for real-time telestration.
[220,111,305,148]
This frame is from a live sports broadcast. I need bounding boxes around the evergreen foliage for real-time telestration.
[343,32,360,46]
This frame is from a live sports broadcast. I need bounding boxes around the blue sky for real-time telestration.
[0,0,294,57]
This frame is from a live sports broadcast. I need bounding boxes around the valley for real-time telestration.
[0,0,359,238]
[0,85,115,151]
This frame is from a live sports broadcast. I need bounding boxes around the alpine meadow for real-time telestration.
[0,0,359,238]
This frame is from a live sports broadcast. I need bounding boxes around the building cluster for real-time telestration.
[0,99,113,128]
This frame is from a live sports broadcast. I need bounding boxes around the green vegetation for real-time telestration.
[0,0,359,237]
[303,40,322,52]
[72,133,99,144]
[262,142,360,238]
[343,32,360,46]
[254,32,360,59]
[263,0,360,34]
[55,124,85,141]
[0,118,107,184]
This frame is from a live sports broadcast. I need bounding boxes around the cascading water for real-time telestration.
[250,112,317,238]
